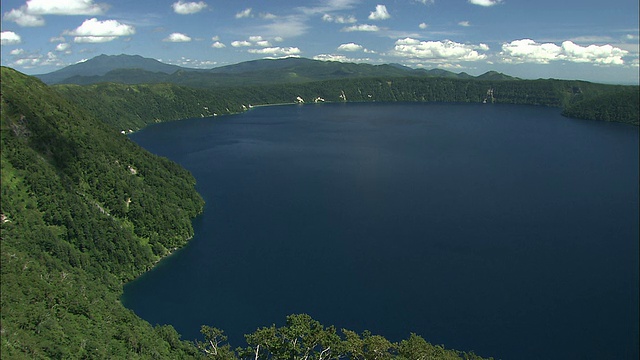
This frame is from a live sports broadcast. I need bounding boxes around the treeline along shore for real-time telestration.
[53,76,639,133]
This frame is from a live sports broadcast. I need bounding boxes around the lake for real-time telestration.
[122,102,639,359]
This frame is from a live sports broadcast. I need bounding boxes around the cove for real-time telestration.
[122,102,639,360]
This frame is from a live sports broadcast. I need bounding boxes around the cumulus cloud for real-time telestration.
[10,48,25,55]
[342,24,380,32]
[172,1,207,14]
[458,21,471,27]
[500,39,628,65]
[1,31,22,45]
[163,33,192,42]
[247,46,301,56]
[8,50,65,69]
[313,53,373,63]
[3,8,45,26]
[368,5,390,20]
[232,36,275,48]
[468,0,503,6]
[4,0,109,26]
[74,36,117,43]
[236,8,252,19]
[393,37,488,62]
[419,22,428,29]
[65,18,135,43]
[23,0,107,15]
[231,40,252,47]
[212,41,226,48]
[322,14,357,23]
[338,42,363,51]
[55,43,70,51]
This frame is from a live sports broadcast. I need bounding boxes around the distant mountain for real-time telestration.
[35,54,187,84]
[37,54,499,88]
[476,70,519,81]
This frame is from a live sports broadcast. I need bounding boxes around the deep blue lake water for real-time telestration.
[122,102,639,360]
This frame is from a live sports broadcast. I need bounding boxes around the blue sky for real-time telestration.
[1,0,638,84]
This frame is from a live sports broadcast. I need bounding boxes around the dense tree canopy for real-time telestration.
[2,67,495,358]
[55,77,638,132]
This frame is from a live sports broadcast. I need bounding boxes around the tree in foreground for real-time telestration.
[198,314,493,360]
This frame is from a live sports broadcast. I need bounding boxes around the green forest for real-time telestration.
[1,67,499,358]
[54,76,638,133]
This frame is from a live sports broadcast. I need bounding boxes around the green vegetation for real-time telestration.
[562,86,640,125]
[198,314,491,360]
[54,75,638,131]
[2,67,495,359]
[1,66,203,358]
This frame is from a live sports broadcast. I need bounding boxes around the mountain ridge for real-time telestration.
[35,54,517,87]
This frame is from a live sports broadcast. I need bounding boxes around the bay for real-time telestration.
[123,102,639,359]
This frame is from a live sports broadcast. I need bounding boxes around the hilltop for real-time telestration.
[35,54,517,88]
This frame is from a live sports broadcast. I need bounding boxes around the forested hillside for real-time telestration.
[1,66,204,358]
[2,67,495,359]
[562,86,640,124]
[55,76,638,132]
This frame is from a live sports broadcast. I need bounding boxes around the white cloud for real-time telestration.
[24,0,107,15]
[458,21,471,27]
[212,41,226,48]
[415,0,435,4]
[1,31,22,45]
[298,0,360,16]
[236,8,252,19]
[10,48,25,55]
[172,1,207,15]
[393,37,488,62]
[561,41,627,64]
[50,36,65,42]
[65,18,135,43]
[322,14,357,23]
[74,36,117,43]
[163,32,192,42]
[419,23,428,29]
[313,53,373,63]
[247,46,301,56]
[260,12,277,20]
[625,34,639,40]
[3,8,44,26]
[231,40,252,47]
[247,36,271,47]
[55,43,70,51]
[499,39,628,65]
[342,24,380,32]
[338,42,363,51]
[368,4,390,20]
[468,0,503,6]
[254,15,310,38]
[3,0,108,26]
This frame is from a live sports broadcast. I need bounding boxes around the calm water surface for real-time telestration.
[123,103,639,360]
